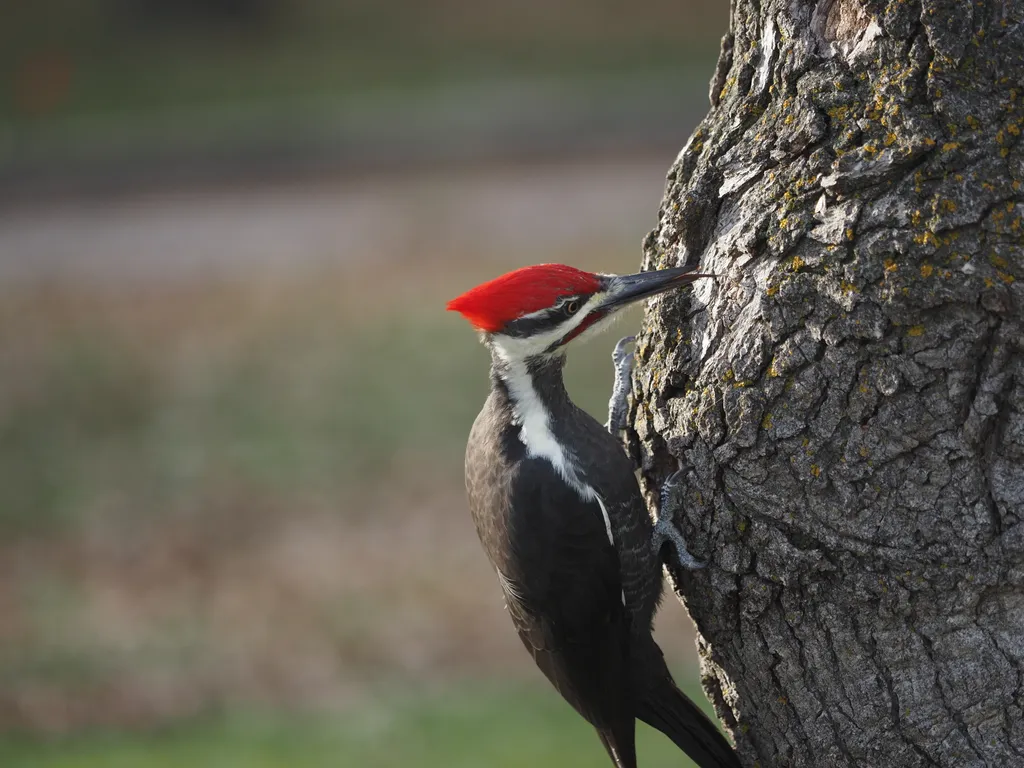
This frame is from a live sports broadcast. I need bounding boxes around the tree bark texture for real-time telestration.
[627,1,1024,766]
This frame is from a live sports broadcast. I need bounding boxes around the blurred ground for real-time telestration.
[0,682,714,768]
[0,158,676,282]
[0,2,725,765]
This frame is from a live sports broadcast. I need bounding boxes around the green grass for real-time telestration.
[0,681,715,768]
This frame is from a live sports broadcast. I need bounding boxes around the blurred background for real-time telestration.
[0,2,725,766]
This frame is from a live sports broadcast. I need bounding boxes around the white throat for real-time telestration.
[497,355,574,482]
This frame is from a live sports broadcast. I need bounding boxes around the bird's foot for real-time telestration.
[653,516,706,571]
[605,335,636,433]
[652,470,706,570]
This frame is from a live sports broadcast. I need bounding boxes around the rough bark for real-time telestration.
[627,1,1024,766]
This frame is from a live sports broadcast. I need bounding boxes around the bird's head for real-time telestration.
[447,263,710,362]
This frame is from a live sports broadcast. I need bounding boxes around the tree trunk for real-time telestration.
[628,1,1024,766]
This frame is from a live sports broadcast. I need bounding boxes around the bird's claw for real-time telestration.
[606,336,636,433]
[653,516,707,571]
[612,335,636,367]
[653,469,706,570]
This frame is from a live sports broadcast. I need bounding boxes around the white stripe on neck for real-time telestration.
[496,355,615,549]
[498,357,574,484]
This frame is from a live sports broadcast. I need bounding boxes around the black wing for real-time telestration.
[498,457,635,754]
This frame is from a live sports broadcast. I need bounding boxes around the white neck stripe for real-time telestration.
[498,358,614,548]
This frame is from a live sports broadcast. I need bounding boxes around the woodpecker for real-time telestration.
[448,263,740,768]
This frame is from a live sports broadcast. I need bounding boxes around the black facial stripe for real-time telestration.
[502,309,562,338]
[502,295,586,337]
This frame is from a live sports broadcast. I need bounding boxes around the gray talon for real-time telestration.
[612,335,636,366]
[606,336,636,433]
[653,469,706,570]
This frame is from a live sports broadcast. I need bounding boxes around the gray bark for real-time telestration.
[627,1,1024,766]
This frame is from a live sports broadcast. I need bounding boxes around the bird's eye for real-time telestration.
[565,300,580,316]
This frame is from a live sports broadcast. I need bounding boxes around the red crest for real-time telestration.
[447,264,601,332]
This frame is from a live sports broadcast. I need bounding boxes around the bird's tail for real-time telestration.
[595,726,637,768]
[635,678,741,768]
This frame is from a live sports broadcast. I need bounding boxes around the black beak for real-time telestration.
[599,265,713,312]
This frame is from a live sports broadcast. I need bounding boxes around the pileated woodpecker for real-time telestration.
[448,263,740,768]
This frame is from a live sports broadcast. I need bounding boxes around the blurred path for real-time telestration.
[0,155,674,286]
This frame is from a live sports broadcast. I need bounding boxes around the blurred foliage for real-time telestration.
[1,0,726,121]
[0,681,712,768]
